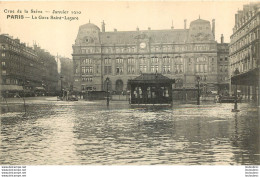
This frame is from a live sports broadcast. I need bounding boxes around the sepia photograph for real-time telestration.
[0,1,259,176]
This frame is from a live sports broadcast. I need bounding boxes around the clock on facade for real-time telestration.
[139,42,146,49]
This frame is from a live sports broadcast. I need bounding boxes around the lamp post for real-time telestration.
[232,68,240,112]
[106,77,110,106]
[196,76,200,105]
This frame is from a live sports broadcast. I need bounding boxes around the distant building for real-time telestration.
[0,34,58,97]
[217,35,229,95]
[33,45,59,95]
[59,57,73,92]
[229,2,260,104]
[72,18,229,99]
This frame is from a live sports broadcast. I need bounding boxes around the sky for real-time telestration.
[0,1,252,59]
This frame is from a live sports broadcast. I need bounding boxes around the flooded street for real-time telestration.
[0,98,259,165]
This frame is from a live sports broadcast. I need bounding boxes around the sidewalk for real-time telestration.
[1,96,57,103]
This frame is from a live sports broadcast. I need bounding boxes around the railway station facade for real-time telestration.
[72,18,229,97]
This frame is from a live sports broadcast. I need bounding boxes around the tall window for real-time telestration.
[82,58,92,64]
[104,58,111,64]
[204,64,208,72]
[116,66,123,75]
[82,66,93,74]
[82,77,93,82]
[139,65,147,72]
[151,65,158,72]
[177,65,183,73]
[151,56,159,63]
[163,65,171,73]
[163,56,170,63]
[2,62,6,67]
[116,57,123,64]
[151,65,154,72]
[127,58,135,64]
[127,66,135,74]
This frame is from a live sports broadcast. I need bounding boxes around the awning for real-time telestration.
[231,68,259,86]
[0,85,23,91]
[35,87,45,90]
[128,73,175,84]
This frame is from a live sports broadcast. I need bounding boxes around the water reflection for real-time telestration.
[0,100,259,165]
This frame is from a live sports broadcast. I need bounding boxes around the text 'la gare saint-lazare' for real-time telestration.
[4,9,81,21]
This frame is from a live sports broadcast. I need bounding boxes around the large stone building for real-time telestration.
[72,18,229,97]
[0,34,58,97]
[33,45,59,95]
[229,2,260,104]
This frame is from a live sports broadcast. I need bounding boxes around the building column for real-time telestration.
[257,85,260,106]
[229,80,232,96]
[252,85,257,103]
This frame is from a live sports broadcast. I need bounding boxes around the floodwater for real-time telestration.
[0,98,259,165]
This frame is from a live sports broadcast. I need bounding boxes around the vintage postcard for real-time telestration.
[0,1,259,176]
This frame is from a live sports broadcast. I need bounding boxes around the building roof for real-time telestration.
[79,22,100,31]
[100,29,188,44]
[75,18,215,45]
[190,18,210,24]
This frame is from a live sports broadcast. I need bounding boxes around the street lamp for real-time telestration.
[232,68,240,112]
[105,77,110,107]
[60,76,63,98]
[196,76,200,105]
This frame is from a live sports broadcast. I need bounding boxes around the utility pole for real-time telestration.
[106,77,110,107]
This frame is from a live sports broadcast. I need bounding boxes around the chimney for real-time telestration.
[101,20,105,32]
[238,10,243,20]
[148,27,151,30]
[114,28,117,32]
[212,19,215,40]
[171,20,174,30]
[136,26,139,31]
[221,34,224,43]
[235,14,239,25]
[184,19,187,29]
